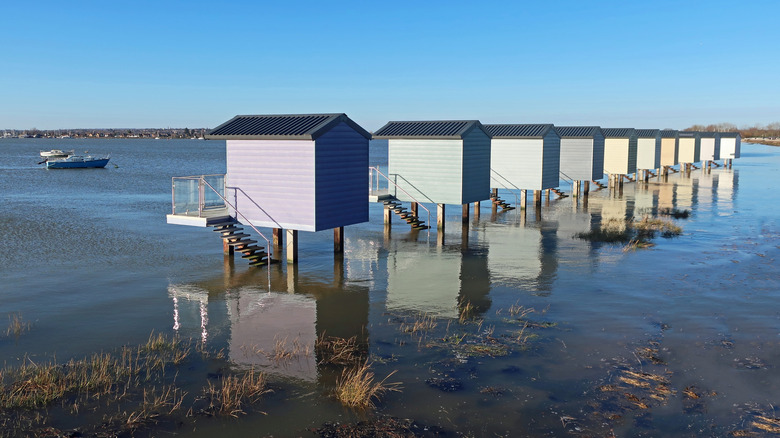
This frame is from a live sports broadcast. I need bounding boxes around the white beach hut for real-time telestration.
[635,129,662,179]
[556,126,605,196]
[678,131,701,170]
[601,128,638,185]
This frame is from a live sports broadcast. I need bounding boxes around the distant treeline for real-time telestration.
[684,122,780,139]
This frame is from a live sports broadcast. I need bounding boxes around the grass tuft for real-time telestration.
[6,313,31,338]
[335,362,401,410]
[203,370,270,417]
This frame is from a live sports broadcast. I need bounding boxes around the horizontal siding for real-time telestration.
[660,138,678,166]
[603,138,630,174]
[461,128,491,203]
[314,122,369,231]
[720,138,738,159]
[541,130,561,189]
[636,137,660,169]
[678,138,697,163]
[700,138,716,161]
[388,139,463,204]
[491,138,545,191]
[227,140,315,230]
[559,138,594,180]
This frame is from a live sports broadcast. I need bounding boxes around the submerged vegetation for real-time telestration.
[0,332,271,436]
[334,362,401,410]
[576,215,683,250]
[5,312,31,338]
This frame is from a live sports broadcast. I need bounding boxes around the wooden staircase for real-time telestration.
[551,188,569,199]
[384,200,429,229]
[490,194,515,210]
[211,218,271,266]
[591,180,607,190]
[621,174,635,182]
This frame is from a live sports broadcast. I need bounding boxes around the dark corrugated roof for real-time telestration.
[555,126,602,138]
[719,132,741,138]
[678,131,700,138]
[601,128,636,138]
[660,130,678,138]
[205,113,371,140]
[483,124,555,138]
[699,131,718,138]
[635,129,660,138]
[372,120,485,139]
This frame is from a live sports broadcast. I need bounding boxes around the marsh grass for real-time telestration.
[399,313,437,335]
[335,362,401,410]
[5,313,31,338]
[577,215,683,250]
[0,332,271,435]
[203,370,269,417]
[315,334,365,365]
[658,207,691,219]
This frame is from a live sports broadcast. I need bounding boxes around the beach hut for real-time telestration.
[482,124,561,208]
[635,129,662,180]
[372,120,491,230]
[556,126,605,196]
[659,130,679,174]
[678,131,701,170]
[719,132,741,167]
[699,132,720,169]
[601,128,638,186]
[168,113,371,264]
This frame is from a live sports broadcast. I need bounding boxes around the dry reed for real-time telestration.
[335,362,401,410]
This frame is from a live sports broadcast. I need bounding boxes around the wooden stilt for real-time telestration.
[437,203,445,231]
[473,201,480,220]
[520,189,527,210]
[573,180,580,198]
[583,180,589,196]
[334,226,344,254]
[533,190,542,207]
[461,223,469,249]
[286,229,298,263]
[411,202,418,218]
[383,204,392,225]
[223,239,234,256]
[273,228,283,256]
[462,203,469,225]
[491,188,498,214]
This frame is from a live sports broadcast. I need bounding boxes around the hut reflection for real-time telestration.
[168,254,370,383]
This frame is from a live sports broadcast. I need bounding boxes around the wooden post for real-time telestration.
[383,204,392,225]
[223,239,234,256]
[583,180,589,196]
[533,190,542,207]
[286,229,298,264]
[728,159,733,169]
[273,228,283,256]
[462,203,469,224]
[473,201,480,220]
[520,189,527,210]
[334,226,344,254]
[411,202,418,218]
[572,180,580,198]
[437,203,445,231]
[491,188,498,214]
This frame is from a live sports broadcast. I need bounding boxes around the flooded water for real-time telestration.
[1,138,779,436]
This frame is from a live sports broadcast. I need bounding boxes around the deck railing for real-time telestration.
[171,174,273,288]
[490,169,522,206]
[369,166,431,232]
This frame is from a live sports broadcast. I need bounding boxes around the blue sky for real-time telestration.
[1,0,778,131]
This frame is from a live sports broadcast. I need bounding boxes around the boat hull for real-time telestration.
[46,158,110,169]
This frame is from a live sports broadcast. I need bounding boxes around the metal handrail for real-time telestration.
[489,169,520,207]
[558,170,575,188]
[369,166,431,231]
[226,186,283,230]
[195,178,272,292]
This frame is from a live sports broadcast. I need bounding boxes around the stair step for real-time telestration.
[412,224,429,230]
[211,221,238,230]
[229,239,257,247]
[248,258,270,266]
[215,226,241,234]
[222,233,249,241]
[239,245,265,254]
[242,252,268,260]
